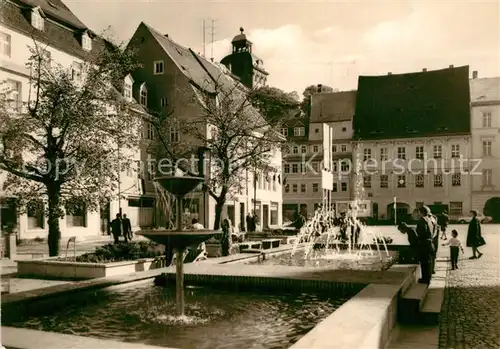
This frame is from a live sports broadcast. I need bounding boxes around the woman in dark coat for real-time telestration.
[466,210,485,259]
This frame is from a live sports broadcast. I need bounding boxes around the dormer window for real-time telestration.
[81,32,92,51]
[154,60,164,75]
[31,8,44,30]
[139,83,148,107]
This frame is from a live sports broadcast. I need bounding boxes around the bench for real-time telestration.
[262,239,280,250]
[239,241,262,251]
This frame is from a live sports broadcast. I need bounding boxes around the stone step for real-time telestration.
[420,272,446,325]
[385,324,439,349]
[388,264,418,294]
[398,282,429,324]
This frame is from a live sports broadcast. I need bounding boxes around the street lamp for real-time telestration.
[197,146,211,228]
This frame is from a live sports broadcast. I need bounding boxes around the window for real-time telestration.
[363,149,371,161]
[284,184,290,193]
[380,148,388,161]
[483,169,492,186]
[81,33,92,51]
[341,182,347,192]
[415,174,424,188]
[300,163,306,173]
[340,160,350,172]
[71,62,82,82]
[449,202,463,216]
[341,144,347,152]
[124,81,132,99]
[315,128,319,133]
[451,144,460,158]
[281,128,288,136]
[452,173,461,186]
[397,175,406,188]
[300,145,307,154]
[312,183,319,192]
[433,145,442,159]
[313,145,319,153]
[397,147,406,160]
[434,174,443,187]
[332,182,338,192]
[332,145,337,153]
[294,127,305,136]
[292,184,298,193]
[161,97,168,107]
[311,162,319,172]
[0,32,11,57]
[363,175,371,188]
[415,146,424,160]
[483,140,492,156]
[300,184,306,193]
[6,79,22,112]
[66,201,86,227]
[140,84,148,107]
[169,126,179,143]
[284,164,290,173]
[148,159,156,180]
[292,164,298,173]
[146,123,154,140]
[482,112,492,128]
[292,146,299,154]
[154,60,164,74]
[380,175,388,188]
[27,200,44,229]
[31,9,44,30]
[332,161,338,172]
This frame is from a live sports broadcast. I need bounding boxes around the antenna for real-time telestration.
[209,19,217,62]
[202,19,206,57]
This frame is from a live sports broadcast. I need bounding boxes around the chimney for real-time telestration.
[473,70,478,79]
[422,68,427,72]
[388,72,392,75]
[317,84,322,93]
[449,65,454,68]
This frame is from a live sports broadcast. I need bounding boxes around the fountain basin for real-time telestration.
[136,229,221,250]
[154,175,204,197]
[3,280,354,349]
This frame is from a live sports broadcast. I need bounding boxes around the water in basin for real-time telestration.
[5,280,354,349]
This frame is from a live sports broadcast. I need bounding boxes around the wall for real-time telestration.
[353,135,472,219]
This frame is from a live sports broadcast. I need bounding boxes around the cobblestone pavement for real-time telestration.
[438,225,500,349]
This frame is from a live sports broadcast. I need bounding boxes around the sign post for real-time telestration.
[393,197,397,225]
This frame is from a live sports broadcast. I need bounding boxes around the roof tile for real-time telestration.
[310,90,356,123]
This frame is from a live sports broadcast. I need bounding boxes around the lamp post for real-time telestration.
[197,146,211,228]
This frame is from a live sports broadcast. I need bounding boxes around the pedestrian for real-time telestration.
[110,214,122,244]
[466,210,486,259]
[122,214,132,242]
[397,222,419,263]
[416,205,436,284]
[221,218,232,256]
[442,229,464,270]
[438,210,450,240]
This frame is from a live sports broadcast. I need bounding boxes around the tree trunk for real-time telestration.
[213,200,224,230]
[47,183,62,256]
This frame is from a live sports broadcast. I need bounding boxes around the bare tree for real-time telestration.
[146,74,288,230]
[0,39,141,256]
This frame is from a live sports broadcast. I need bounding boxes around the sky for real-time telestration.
[65,0,500,94]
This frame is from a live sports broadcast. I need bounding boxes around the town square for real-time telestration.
[1,0,499,348]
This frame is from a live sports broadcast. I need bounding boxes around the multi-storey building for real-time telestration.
[352,66,472,222]
[470,71,500,221]
[127,23,282,231]
[310,89,356,205]
[0,0,153,238]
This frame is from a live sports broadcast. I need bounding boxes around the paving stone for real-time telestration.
[438,225,500,349]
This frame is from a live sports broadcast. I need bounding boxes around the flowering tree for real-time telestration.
[0,40,141,256]
[146,75,291,230]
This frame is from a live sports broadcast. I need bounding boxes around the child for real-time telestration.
[442,229,465,270]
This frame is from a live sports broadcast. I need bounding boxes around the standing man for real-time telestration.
[438,210,450,240]
[110,214,122,244]
[416,206,436,284]
[246,213,254,233]
[122,214,132,242]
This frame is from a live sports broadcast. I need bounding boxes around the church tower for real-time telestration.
[220,27,269,89]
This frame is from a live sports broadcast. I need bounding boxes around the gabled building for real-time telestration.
[127,23,282,231]
[0,0,152,238]
[352,66,472,222]
[470,72,500,221]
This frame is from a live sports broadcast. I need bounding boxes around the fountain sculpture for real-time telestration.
[137,174,219,316]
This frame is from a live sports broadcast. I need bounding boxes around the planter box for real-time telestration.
[16,257,164,280]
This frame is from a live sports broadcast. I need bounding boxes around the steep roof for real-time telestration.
[1,0,108,60]
[310,91,356,123]
[354,66,471,140]
[19,0,87,29]
[470,77,500,104]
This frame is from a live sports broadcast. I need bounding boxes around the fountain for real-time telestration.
[136,174,219,316]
